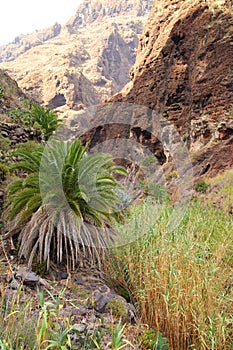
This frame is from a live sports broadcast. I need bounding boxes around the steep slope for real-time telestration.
[106,0,233,178]
[0,69,37,145]
[0,0,154,114]
[0,70,28,113]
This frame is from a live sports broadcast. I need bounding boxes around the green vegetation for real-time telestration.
[30,104,63,141]
[0,135,11,159]
[143,183,169,203]
[104,199,233,349]
[107,319,133,350]
[194,179,209,193]
[165,170,178,180]
[141,155,157,167]
[7,105,32,127]
[107,299,127,318]
[1,85,233,349]
[0,286,133,349]
[3,139,126,269]
[140,329,169,350]
[7,102,63,141]
[0,135,11,182]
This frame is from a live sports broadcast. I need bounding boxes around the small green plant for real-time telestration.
[107,319,133,350]
[78,291,90,298]
[74,327,107,350]
[7,107,32,127]
[30,104,63,141]
[107,299,127,318]
[154,332,169,350]
[165,170,178,180]
[36,289,73,348]
[0,135,11,160]
[194,180,209,193]
[91,327,108,350]
[141,155,156,167]
[182,134,189,142]
[143,183,169,203]
[32,259,48,277]
[7,102,63,140]
[0,135,12,182]
[140,328,169,349]
[140,328,158,349]
[42,327,72,349]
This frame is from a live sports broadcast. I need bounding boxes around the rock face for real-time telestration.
[0,0,154,114]
[0,70,28,113]
[0,69,36,144]
[106,0,233,178]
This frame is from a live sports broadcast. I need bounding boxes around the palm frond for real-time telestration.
[4,139,127,269]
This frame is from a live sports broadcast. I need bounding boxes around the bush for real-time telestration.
[194,180,209,193]
[7,102,63,140]
[30,104,63,141]
[143,183,169,203]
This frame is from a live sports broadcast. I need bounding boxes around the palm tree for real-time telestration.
[3,139,126,269]
[31,104,63,141]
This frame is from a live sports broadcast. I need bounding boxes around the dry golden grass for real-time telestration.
[105,199,233,349]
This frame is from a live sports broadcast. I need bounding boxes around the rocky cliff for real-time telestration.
[104,0,233,178]
[1,0,232,182]
[0,0,154,115]
[0,69,37,144]
[0,70,28,113]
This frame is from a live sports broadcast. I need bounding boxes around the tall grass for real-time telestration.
[105,199,233,349]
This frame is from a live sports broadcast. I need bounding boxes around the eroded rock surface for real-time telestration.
[105,0,233,177]
[0,0,154,114]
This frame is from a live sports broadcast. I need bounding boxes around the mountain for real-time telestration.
[0,23,61,63]
[1,0,232,183]
[107,0,233,179]
[64,0,233,195]
[0,0,154,116]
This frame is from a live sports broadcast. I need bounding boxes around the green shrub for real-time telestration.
[141,155,157,167]
[7,103,63,140]
[194,180,209,193]
[107,299,127,318]
[140,329,169,350]
[7,106,32,127]
[30,104,63,141]
[143,183,169,203]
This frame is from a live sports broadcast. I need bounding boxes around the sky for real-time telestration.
[0,0,83,46]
